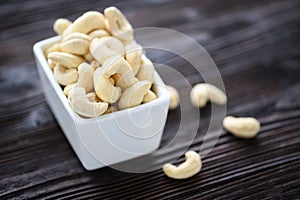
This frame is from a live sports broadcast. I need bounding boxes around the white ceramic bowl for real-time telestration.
[33,36,170,170]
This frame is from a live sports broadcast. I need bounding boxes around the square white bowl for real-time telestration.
[33,36,170,170]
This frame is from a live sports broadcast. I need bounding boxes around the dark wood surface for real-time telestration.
[1,0,300,199]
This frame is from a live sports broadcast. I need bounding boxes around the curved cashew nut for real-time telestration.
[61,33,90,55]
[74,63,94,93]
[118,80,151,109]
[45,43,61,57]
[163,151,202,179]
[89,29,110,40]
[136,55,154,83]
[63,83,75,96]
[64,11,105,36]
[94,57,138,103]
[104,7,134,44]
[53,64,78,86]
[166,85,180,110]
[48,52,84,68]
[53,18,71,35]
[190,83,227,108]
[223,116,260,139]
[68,87,108,118]
[142,90,157,103]
[90,37,124,64]
[125,41,143,75]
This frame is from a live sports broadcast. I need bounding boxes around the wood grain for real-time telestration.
[0,0,299,199]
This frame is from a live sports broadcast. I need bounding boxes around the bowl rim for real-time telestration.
[33,36,170,123]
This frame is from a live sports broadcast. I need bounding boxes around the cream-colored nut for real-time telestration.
[84,52,94,63]
[136,55,154,83]
[75,63,94,93]
[61,33,90,55]
[104,7,133,44]
[47,59,56,69]
[142,90,157,103]
[66,11,105,35]
[163,151,202,179]
[190,83,227,108]
[48,52,84,68]
[90,60,101,70]
[94,57,138,103]
[89,29,110,40]
[45,43,61,57]
[90,37,124,64]
[223,116,260,139]
[125,41,143,75]
[68,87,108,118]
[105,106,118,114]
[53,18,72,35]
[63,83,75,96]
[118,80,151,110]
[166,86,180,110]
[53,64,78,86]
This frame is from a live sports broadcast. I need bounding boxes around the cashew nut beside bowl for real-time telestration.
[190,83,227,108]
[163,151,202,179]
[68,87,108,118]
[166,85,180,110]
[223,116,260,139]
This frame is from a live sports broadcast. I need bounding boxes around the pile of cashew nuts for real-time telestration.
[45,7,157,118]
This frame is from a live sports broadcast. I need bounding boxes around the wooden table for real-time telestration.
[1,0,299,199]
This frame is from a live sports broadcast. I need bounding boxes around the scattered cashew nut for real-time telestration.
[53,64,78,86]
[190,83,227,108]
[48,52,84,68]
[166,85,180,110]
[223,116,261,139]
[118,81,151,109]
[68,87,108,117]
[163,151,202,179]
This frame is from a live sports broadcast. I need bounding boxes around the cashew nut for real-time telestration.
[68,87,108,117]
[90,37,124,64]
[53,18,71,35]
[104,7,134,44]
[136,55,154,83]
[53,64,78,86]
[45,43,61,57]
[125,41,143,75]
[65,11,105,35]
[118,80,151,109]
[163,151,202,179]
[190,83,227,108]
[94,57,138,103]
[223,116,261,139]
[166,85,180,110]
[75,63,94,93]
[63,83,75,96]
[61,33,90,55]
[142,90,157,103]
[48,52,84,68]
[89,29,110,40]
